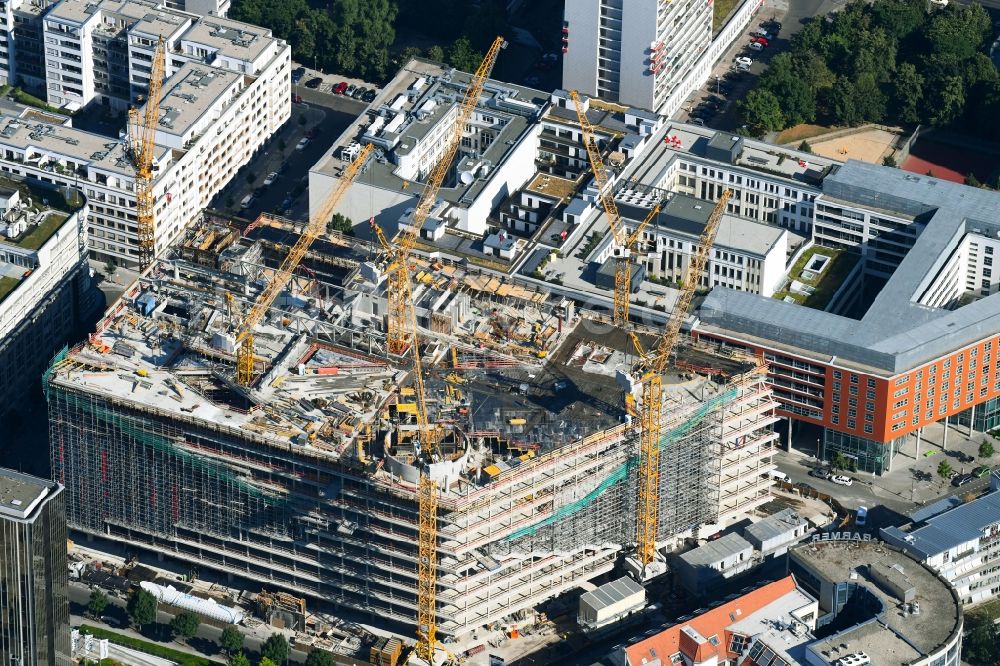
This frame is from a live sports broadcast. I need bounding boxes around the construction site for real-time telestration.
[45,41,779,663]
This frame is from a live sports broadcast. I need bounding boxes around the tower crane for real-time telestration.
[371,37,506,665]
[233,143,374,385]
[569,90,660,326]
[629,188,731,573]
[128,35,166,268]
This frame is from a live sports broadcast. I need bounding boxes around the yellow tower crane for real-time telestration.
[569,90,659,325]
[381,36,507,356]
[629,189,731,572]
[233,144,374,385]
[371,37,506,665]
[128,35,166,269]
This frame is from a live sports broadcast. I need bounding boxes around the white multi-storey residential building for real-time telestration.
[0,0,292,267]
[562,0,711,111]
[882,477,1000,606]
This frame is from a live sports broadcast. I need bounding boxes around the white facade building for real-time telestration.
[0,0,291,267]
[881,479,1000,606]
[562,0,712,111]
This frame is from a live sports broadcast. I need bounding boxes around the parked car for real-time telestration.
[291,93,303,104]
[809,467,831,480]
[752,37,769,47]
[362,89,377,103]
[749,41,764,51]
[855,506,868,527]
[735,56,753,67]
[263,172,279,186]
[296,137,310,151]
[240,194,254,209]
[291,66,306,82]
[305,77,323,89]
[752,29,772,40]
[690,118,706,127]
[333,81,348,95]
[973,465,992,478]
[830,475,853,487]
[352,86,367,99]
[952,473,975,487]
[345,84,357,96]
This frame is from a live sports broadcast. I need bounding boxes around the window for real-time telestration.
[864,424,873,433]
[851,375,859,384]
[867,378,876,388]
[833,370,842,380]
[848,419,856,429]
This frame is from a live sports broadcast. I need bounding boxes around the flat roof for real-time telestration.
[680,532,753,566]
[790,540,961,659]
[153,62,241,136]
[182,16,274,63]
[745,508,807,543]
[0,467,56,521]
[580,576,645,612]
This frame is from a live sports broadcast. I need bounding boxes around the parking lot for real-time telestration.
[292,64,380,103]
[210,87,367,223]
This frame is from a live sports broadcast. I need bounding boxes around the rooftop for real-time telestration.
[182,16,274,64]
[881,489,1000,559]
[152,62,242,136]
[699,160,1000,375]
[790,539,962,660]
[0,467,57,521]
[679,532,753,567]
[579,576,645,613]
[745,508,807,543]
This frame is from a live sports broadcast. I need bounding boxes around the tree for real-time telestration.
[104,259,117,277]
[964,619,999,665]
[126,589,156,630]
[327,212,354,235]
[926,75,965,126]
[447,36,483,73]
[798,141,813,154]
[220,625,244,655]
[738,89,785,135]
[229,654,251,666]
[261,634,290,664]
[170,611,200,641]
[88,589,108,618]
[259,659,279,666]
[246,171,258,185]
[830,452,850,471]
[830,77,862,126]
[979,440,995,458]
[937,460,953,480]
[853,73,887,123]
[426,45,445,63]
[304,650,337,666]
[891,62,924,124]
[965,173,983,188]
[882,155,897,167]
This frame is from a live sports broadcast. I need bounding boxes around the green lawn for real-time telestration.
[714,0,745,32]
[0,276,19,303]
[79,625,224,666]
[17,212,68,250]
[773,246,860,310]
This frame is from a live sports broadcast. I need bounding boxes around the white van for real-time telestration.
[768,469,789,483]
[240,194,254,209]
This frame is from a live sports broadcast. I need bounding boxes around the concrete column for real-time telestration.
[969,403,977,436]
[914,426,922,459]
[942,415,949,451]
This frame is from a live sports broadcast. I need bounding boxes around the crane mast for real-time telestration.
[128,35,166,269]
[233,144,374,385]
[632,189,732,570]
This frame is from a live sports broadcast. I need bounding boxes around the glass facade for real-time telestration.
[0,478,71,666]
[821,429,904,475]
[954,396,1000,433]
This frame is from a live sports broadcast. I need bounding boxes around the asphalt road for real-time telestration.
[69,581,311,664]
[210,89,367,224]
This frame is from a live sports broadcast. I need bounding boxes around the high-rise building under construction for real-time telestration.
[46,214,778,637]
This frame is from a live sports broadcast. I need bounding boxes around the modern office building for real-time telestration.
[0,467,71,666]
[0,0,290,268]
[881,475,1000,605]
[788,539,963,666]
[561,0,712,111]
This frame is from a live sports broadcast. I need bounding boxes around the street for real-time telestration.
[69,582,312,664]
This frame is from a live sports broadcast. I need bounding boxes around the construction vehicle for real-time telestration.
[128,36,166,268]
[233,143,374,386]
[628,189,731,576]
[569,90,661,326]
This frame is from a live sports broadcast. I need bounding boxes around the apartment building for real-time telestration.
[0,176,96,424]
[0,467,71,666]
[562,0,712,111]
[882,477,1000,606]
[0,0,292,267]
